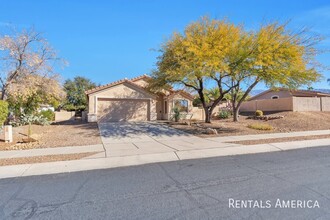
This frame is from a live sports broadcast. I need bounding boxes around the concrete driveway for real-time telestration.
[98,122,230,157]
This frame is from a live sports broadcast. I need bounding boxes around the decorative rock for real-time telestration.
[247,115,284,121]
[206,128,218,135]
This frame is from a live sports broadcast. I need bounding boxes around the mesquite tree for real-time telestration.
[0,28,65,100]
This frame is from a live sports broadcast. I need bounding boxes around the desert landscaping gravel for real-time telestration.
[0,152,99,166]
[0,121,102,151]
[171,112,330,137]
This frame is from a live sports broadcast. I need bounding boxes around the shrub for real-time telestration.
[63,104,86,112]
[0,100,9,126]
[62,104,76,111]
[173,107,181,122]
[11,114,50,127]
[39,110,55,121]
[255,110,263,116]
[218,110,231,119]
[248,123,273,130]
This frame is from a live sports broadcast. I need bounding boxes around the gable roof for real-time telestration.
[85,74,194,100]
[85,74,150,95]
[130,74,151,83]
[166,90,194,101]
[249,88,330,100]
[85,75,156,98]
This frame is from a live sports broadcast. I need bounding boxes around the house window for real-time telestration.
[173,99,188,112]
[164,101,167,114]
[271,95,279,99]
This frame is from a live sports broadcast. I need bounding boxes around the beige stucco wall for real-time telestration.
[55,111,75,121]
[240,97,293,112]
[191,107,205,120]
[292,97,321,112]
[321,97,330,111]
[241,96,330,112]
[251,90,292,100]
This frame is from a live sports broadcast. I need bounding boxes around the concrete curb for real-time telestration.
[1,139,329,179]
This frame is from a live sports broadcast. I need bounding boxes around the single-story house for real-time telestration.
[85,75,198,122]
[240,88,330,112]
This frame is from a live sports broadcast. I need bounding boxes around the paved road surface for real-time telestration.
[1,146,330,219]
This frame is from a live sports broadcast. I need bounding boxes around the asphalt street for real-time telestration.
[1,146,330,220]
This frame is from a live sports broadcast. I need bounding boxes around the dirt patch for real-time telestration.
[170,112,330,137]
[0,120,102,151]
[0,152,99,166]
[227,134,330,145]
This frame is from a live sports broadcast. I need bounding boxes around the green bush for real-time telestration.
[39,110,55,121]
[255,110,263,116]
[0,100,9,126]
[218,110,231,119]
[63,104,86,112]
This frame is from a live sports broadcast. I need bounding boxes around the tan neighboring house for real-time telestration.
[240,88,330,112]
[85,75,203,122]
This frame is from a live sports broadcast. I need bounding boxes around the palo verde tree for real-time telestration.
[150,17,243,123]
[226,23,322,121]
[151,17,322,122]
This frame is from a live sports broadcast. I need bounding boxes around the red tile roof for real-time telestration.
[85,74,150,95]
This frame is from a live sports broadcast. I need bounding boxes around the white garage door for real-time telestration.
[97,98,149,122]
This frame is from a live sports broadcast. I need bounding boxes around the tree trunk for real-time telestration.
[233,106,239,122]
[1,87,6,100]
[204,107,214,123]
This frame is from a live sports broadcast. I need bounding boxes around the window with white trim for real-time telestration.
[271,95,279,99]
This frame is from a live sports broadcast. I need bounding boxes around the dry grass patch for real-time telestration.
[247,123,273,130]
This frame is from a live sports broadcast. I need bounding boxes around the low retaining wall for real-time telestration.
[55,111,75,121]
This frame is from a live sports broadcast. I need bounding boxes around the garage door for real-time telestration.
[97,98,149,122]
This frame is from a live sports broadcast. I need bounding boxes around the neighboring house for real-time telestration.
[240,88,330,112]
[248,89,330,101]
[85,75,199,122]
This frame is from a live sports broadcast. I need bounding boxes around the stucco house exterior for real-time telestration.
[240,88,330,112]
[85,75,199,122]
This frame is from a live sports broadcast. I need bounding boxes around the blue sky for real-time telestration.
[1,0,330,89]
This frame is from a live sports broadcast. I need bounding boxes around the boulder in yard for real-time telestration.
[206,128,218,135]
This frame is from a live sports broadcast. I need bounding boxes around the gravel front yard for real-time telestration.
[170,112,330,137]
[0,152,99,166]
[0,120,102,151]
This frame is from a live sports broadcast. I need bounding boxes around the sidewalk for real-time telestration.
[1,130,330,179]
[206,129,330,142]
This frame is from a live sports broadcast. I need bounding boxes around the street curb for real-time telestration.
[1,139,330,179]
